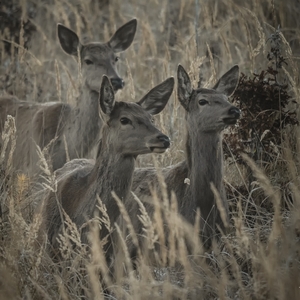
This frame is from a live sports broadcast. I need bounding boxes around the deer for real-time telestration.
[41,75,175,262]
[121,64,240,262]
[0,19,137,176]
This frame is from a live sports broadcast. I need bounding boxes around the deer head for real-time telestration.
[98,76,174,155]
[57,19,137,92]
[177,65,241,132]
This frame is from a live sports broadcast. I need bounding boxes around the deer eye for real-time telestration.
[115,56,119,62]
[120,117,131,125]
[198,99,208,106]
[84,59,93,65]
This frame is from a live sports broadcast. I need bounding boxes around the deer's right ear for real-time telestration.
[108,19,137,53]
[177,65,193,111]
[137,77,174,115]
[57,24,81,56]
[99,76,115,120]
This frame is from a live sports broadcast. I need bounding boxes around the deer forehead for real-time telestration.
[81,43,114,59]
[195,90,228,102]
[111,102,153,122]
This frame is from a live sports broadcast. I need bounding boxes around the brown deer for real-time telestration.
[0,19,137,175]
[123,64,240,259]
[42,75,174,260]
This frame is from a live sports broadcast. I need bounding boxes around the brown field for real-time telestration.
[1,0,300,299]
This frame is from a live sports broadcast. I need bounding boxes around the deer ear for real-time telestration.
[137,77,174,115]
[213,65,239,96]
[177,65,193,111]
[108,19,137,53]
[57,24,81,56]
[99,76,115,119]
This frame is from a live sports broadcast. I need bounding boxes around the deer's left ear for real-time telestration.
[57,24,82,56]
[213,65,239,96]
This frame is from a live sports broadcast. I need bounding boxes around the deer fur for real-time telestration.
[41,75,175,260]
[123,65,240,258]
[0,19,137,175]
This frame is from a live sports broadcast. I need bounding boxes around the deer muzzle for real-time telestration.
[223,106,241,125]
[148,134,170,153]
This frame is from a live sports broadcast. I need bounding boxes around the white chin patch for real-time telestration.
[151,147,167,154]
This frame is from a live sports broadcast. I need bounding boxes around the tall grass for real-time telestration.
[1,0,300,299]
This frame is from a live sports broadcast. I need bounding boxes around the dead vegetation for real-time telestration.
[1,0,300,299]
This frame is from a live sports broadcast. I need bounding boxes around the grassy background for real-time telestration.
[1,0,300,299]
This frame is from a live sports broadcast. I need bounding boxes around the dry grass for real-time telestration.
[1,0,300,299]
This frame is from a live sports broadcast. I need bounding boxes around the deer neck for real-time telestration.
[185,130,224,220]
[75,85,101,131]
[67,86,102,157]
[89,141,135,225]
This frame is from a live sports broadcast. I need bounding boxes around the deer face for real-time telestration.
[188,89,241,132]
[177,65,241,133]
[99,76,174,156]
[106,102,170,155]
[57,19,137,92]
[80,43,123,92]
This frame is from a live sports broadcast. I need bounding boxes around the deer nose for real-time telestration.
[157,134,170,148]
[228,107,241,119]
[110,78,125,91]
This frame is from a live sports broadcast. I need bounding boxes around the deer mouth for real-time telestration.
[223,117,239,125]
[148,136,170,153]
[150,146,169,153]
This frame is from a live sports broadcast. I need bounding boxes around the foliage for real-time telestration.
[224,27,298,165]
[1,0,300,299]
